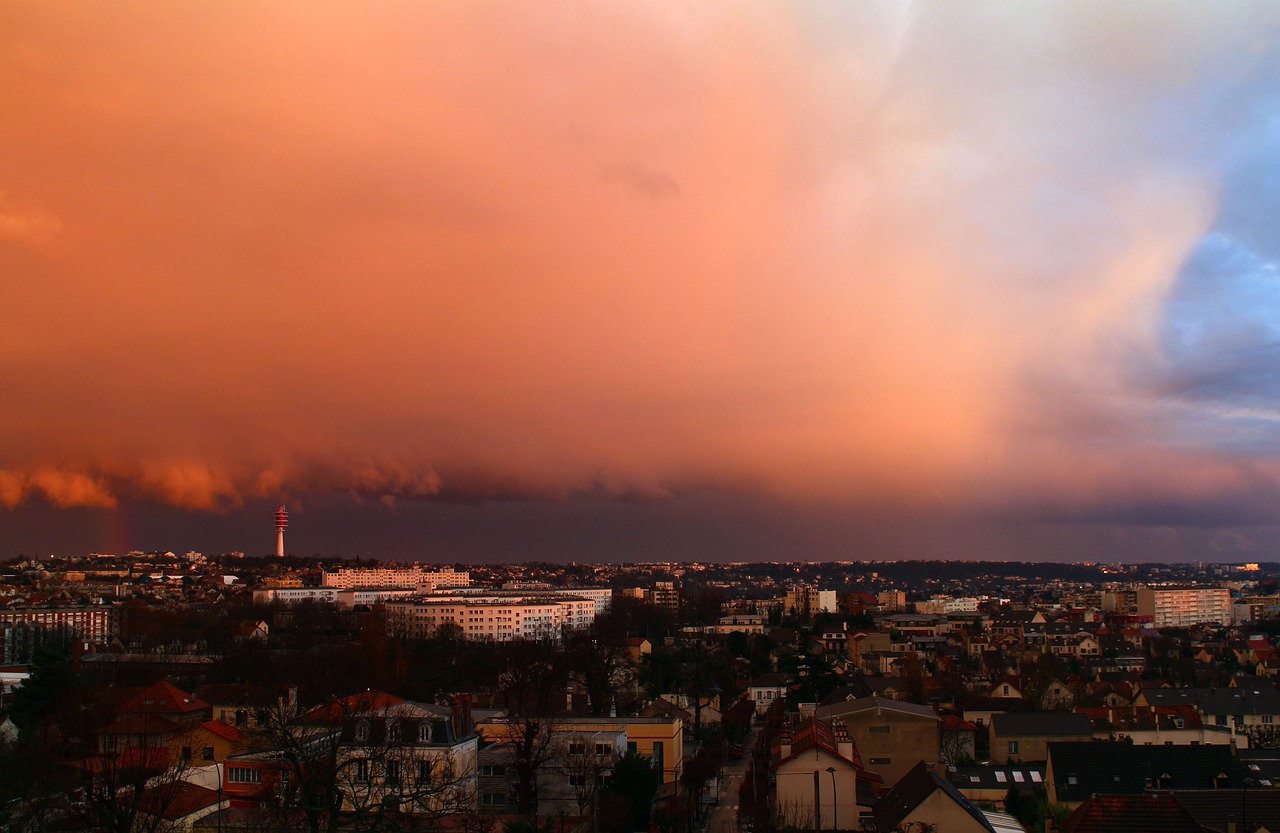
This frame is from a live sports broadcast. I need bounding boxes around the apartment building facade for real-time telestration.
[1136,585,1231,627]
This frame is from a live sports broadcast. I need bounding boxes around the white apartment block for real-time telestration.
[784,585,838,618]
[1137,585,1231,627]
[252,587,418,607]
[321,566,471,591]
[385,593,597,641]
[917,596,980,615]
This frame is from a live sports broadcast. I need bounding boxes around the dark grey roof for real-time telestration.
[1174,789,1280,833]
[875,762,996,833]
[992,712,1092,738]
[949,764,1046,793]
[1047,741,1244,803]
[1143,685,1280,716]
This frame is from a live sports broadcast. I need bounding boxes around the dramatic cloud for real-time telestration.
[2,2,1280,555]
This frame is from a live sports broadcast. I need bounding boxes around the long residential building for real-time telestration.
[1136,585,1231,628]
[385,593,597,641]
[321,567,471,591]
[0,604,121,663]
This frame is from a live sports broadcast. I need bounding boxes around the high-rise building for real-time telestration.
[1136,585,1230,627]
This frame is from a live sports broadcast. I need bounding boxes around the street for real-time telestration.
[703,725,762,833]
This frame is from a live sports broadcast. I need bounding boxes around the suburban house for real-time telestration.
[813,696,940,788]
[770,718,881,831]
[873,762,1026,833]
[989,712,1092,764]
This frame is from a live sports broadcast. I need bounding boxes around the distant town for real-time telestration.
[1,550,1277,832]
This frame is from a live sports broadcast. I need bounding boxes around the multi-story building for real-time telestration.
[224,694,477,816]
[251,587,418,607]
[0,605,120,662]
[877,590,908,612]
[1136,585,1230,627]
[650,582,680,614]
[784,585,837,619]
[384,593,597,641]
[321,567,471,591]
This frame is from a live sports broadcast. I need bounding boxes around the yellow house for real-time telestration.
[476,714,684,784]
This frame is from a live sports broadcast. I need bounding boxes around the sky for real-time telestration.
[3,1,1280,562]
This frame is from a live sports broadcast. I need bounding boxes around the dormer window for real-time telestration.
[387,721,400,743]
[355,721,369,742]
[418,723,431,743]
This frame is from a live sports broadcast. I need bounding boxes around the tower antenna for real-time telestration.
[275,505,288,558]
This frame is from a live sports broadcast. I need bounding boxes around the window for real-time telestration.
[181,746,192,760]
[569,743,587,756]
[1265,715,1275,725]
[419,723,431,743]
[869,757,891,766]
[569,773,588,788]
[627,742,637,755]
[355,759,369,782]
[418,761,433,782]
[1008,741,1019,755]
[596,743,612,756]
[387,722,401,743]
[386,760,400,785]
[482,793,507,807]
[228,767,261,784]
[481,765,504,777]
[356,722,369,742]
[203,746,215,761]
[652,742,664,772]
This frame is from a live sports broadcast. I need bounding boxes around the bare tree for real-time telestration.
[248,692,475,833]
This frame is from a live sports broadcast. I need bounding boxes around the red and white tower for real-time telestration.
[275,505,288,558]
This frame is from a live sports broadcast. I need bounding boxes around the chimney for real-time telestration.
[452,693,473,739]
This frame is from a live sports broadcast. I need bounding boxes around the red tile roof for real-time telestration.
[116,681,209,716]
[199,720,245,742]
[1061,795,1204,833]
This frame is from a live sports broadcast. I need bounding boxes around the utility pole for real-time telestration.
[813,770,821,832]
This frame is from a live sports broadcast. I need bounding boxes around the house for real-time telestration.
[947,765,1045,809]
[223,694,477,816]
[813,696,940,788]
[176,721,246,766]
[873,762,1027,833]
[475,719,626,815]
[770,718,881,830]
[748,673,791,715]
[199,683,291,729]
[940,714,979,766]
[990,713,1092,764]
[1060,795,1204,833]
[1046,741,1246,808]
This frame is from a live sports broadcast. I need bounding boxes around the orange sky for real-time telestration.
[3,2,1280,558]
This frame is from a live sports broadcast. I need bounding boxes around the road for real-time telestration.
[703,725,761,833]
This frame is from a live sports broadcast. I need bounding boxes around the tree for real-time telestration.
[492,639,571,817]
[602,751,660,833]
[9,644,80,741]
[249,692,474,833]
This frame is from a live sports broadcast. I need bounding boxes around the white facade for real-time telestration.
[1137,585,1231,627]
[385,594,597,641]
[321,567,471,591]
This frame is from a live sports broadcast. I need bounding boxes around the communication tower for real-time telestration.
[275,505,288,558]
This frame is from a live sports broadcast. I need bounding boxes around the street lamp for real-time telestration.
[826,767,837,831]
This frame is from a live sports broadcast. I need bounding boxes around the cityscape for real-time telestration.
[4,2,1280,833]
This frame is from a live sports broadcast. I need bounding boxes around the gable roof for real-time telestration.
[1048,742,1243,803]
[199,720,245,742]
[1060,795,1204,833]
[116,681,209,716]
[873,761,997,833]
[1172,789,1280,833]
[814,696,938,722]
